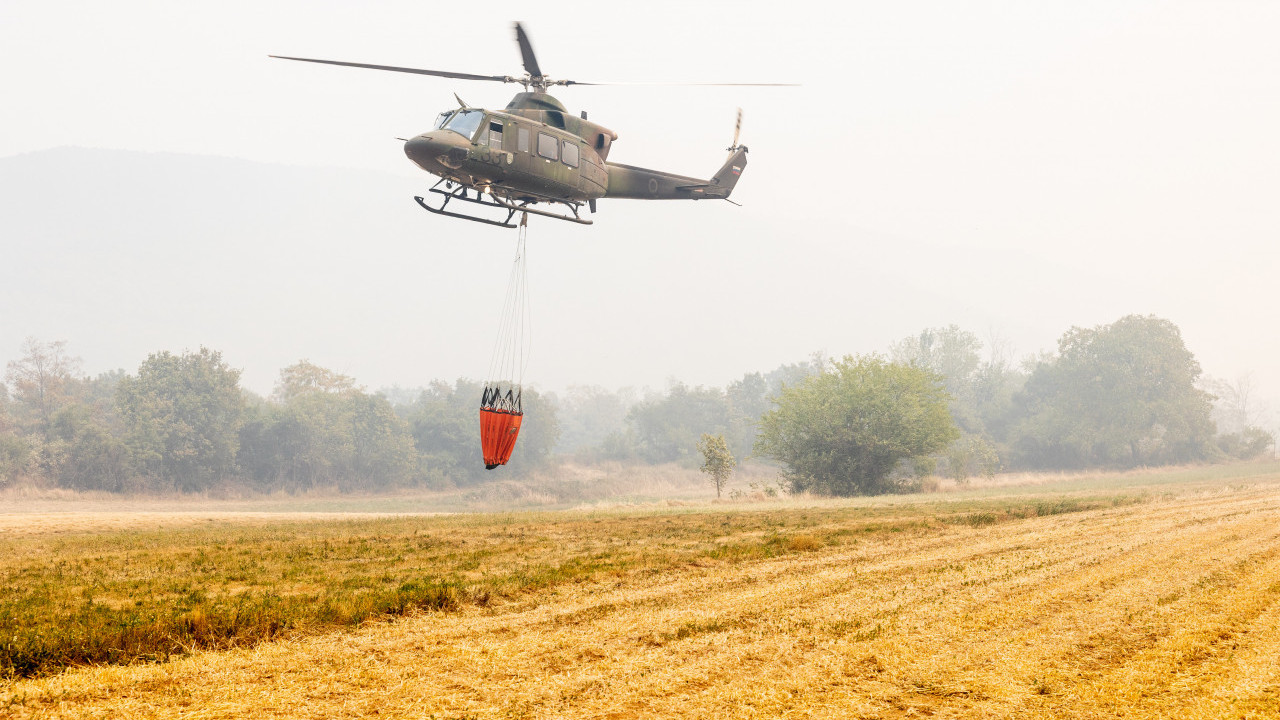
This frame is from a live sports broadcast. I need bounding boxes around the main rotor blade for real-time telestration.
[558,80,800,87]
[270,55,510,83]
[514,22,542,78]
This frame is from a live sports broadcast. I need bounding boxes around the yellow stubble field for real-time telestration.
[3,463,1279,719]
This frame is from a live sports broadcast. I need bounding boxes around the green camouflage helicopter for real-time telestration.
[272,23,790,228]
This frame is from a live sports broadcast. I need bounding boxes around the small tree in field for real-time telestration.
[697,432,736,498]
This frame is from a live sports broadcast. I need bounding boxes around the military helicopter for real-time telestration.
[271,23,791,228]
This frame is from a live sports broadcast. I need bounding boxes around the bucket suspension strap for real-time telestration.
[479,213,530,468]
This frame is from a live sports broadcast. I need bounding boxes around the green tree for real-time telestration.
[627,383,730,464]
[1214,426,1273,461]
[725,372,769,460]
[0,434,29,488]
[552,385,634,455]
[697,432,736,498]
[403,380,559,485]
[238,362,416,491]
[4,338,82,437]
[273,360,359,402]
[404,380,482,484]
[514,388,561,469]
[346,393,417,490]
[1011,315,1214,468]
[116,348,245,491]
[891,326,981,405]
[944,435,1000,485]
[0,383,11,433]
[37,370,134,491]
[48,404,134,492]
[755,355,958,496]
[892,325,997,432]
[238,392,353,490]
[0,384,31,487]
[970,338,1026,450]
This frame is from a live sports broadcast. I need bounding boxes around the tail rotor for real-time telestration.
[728,108,743,151]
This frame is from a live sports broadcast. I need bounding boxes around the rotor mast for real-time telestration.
[509,21,574,92]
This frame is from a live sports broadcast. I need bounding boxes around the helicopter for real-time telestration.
[271,23,791,228]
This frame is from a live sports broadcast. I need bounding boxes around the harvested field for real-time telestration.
[3,462,1280,718]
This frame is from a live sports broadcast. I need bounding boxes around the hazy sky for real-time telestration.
[2,1,1277,416]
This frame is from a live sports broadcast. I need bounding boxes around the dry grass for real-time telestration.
[3,492,1137,679]
[0,461,757,519]
[3,461,1280,718]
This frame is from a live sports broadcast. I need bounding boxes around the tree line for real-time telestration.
[0,346,559,493]
[751,315,1272,494]
[1,314,1273,495]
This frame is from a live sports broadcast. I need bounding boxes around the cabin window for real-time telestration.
[562,141,579,168]
[537,132,558,160]
[444,110,485,141]
[517,126,530,153]
[488,121,504,149]
[434,111,454,129]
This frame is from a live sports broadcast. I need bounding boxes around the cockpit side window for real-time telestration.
[488,120,504,149]
[562,141,579,168]
[444,110,485,140]
[537,132,559,160]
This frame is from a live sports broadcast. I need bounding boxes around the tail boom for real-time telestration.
[603,146,747,200]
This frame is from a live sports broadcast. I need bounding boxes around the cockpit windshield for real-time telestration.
[434,111,454,129]
[444,110,485,140]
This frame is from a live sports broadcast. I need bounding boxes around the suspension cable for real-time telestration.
[483,213,530,413]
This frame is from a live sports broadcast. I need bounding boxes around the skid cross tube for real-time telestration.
[413,182,594,228]
[489,195,593,226]
[414,185,519,228]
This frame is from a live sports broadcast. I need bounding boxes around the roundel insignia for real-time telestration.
[648,178,659,195]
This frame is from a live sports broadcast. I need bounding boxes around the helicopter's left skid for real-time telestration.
[413,188,520,228]
[414,185,593,228]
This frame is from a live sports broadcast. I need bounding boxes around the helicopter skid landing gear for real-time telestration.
[488,195,593,226]
[415,186,520,228]
[414,184,594,228]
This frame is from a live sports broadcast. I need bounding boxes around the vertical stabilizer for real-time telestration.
[709,146,748,198]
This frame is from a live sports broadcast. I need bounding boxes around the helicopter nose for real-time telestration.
[405,131,468,172]
[404,134,437,168]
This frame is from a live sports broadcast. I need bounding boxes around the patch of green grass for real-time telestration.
[958,512,1000,527]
